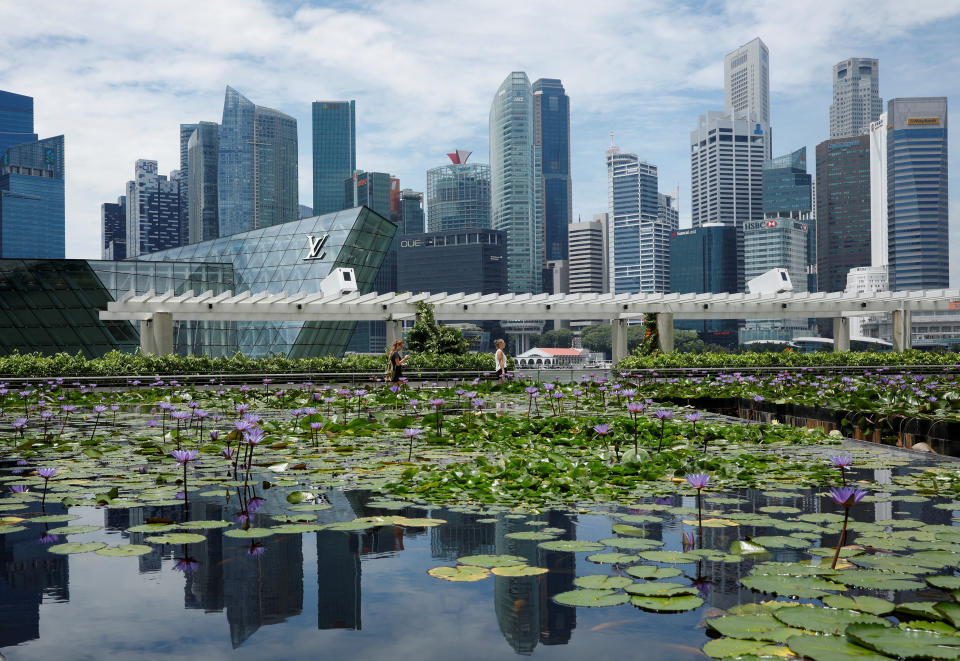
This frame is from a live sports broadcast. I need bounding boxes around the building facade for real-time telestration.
[830,58,882,139]
[490,72,542,293]
[425,152,491,232]
[762,147,814,291]
[187,121,220,244]
[178,123,199,245]
[125,159,182,258]
[396,228,507,296]
[886,97,949,291]
[815,135,871,292]
[0,135,66,259]
[218,86,298,237]
[568,214,608,294]
[0,90,37,157]
[669,224,738,345]
[312,100,356,216]
[532,78,572,262]
[724,37,771,157]
[397,189,424,235]
[101,196,126,260]
[869,113,888,269]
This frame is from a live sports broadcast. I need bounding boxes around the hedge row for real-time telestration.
[0,351,506,378]
[617,349,960,370]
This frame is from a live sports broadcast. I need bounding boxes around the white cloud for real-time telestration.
[0,0,956,262]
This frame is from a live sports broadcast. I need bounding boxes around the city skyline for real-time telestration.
[0,1,957,283]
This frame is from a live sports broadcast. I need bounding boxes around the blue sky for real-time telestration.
[1,0,957,283]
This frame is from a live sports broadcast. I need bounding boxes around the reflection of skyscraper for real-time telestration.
[316,530,361,630]
[537,511,576,646]
[184,501,226,613]
[429,511,496,561]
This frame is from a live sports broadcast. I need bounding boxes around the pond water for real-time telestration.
[2,461,958,660]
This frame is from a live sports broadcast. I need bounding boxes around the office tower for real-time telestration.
[669,224,738,345]
[178,123,198,245]
[218,86,298,237]
[815,135,871,292]
[690,110,768,290]
[532,78,572,262]
[724,37,771,157]
[762,147,814,291]
[101,196,126,260]
[887,97,949,291]
[607,145,674,294]
[125,159,182,258]
[425,150,491,231]
[397,189,424,234]
[397,228,507,295]
[568,213,608,294]
[312,100,356,215]
[0,135,65,258]
[490,72,542,293]
[0,90,37,156]
[830,58,882,139]
[187,121,219,244]
[344,170,394,217]
[869,113,888,269]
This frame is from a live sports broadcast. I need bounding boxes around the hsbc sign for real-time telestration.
[765,219,778,228]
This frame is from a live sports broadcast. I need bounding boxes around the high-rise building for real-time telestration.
[606,146,674,293]
[0,90,37,157]
[869,113,888,270]
[568,214,608,294]
[101,196,126,260]
[178,123,198,245]
[312,100,356,216]
[425,151,491,232]
[724,38,770,157]
[125,159,182,258]
[815,135,871,292]
[490,72,542,293]
[218,86,298,237]
[669,224,739,345]
[0,135,65,259]
[762,147,814,291]
[187,121,219,244]
[532,78,572,262]
[397,189,424,235]
[344,170,394,217]
[690,110,768,290]
[830,58,882,139]
[397,228,507,295]
[887,97,949,291]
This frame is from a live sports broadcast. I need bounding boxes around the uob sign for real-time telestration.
[304,234,329,261]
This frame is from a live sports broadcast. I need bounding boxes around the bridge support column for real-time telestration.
[832,317,850,352]
[656,313,674,353]
[892,309,912,352]
[386,319,403,350]
[152,312,174,356]
[611,319,628,363]
[140,319,156,355]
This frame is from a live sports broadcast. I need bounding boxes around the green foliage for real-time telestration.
[617,349,960,370]
[531,328,573,348]
[404,302,468,355]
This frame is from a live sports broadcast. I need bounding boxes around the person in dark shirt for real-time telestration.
[387,340,408,382]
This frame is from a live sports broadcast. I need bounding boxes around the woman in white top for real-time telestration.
[494,338,507,381]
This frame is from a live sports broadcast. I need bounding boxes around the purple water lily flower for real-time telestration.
[173,558,200,573]
[829,486,867,508]
[429,398,445,408]
[247,497,266,513]
[38,532,60,544]
[404,428,422,438]
[171,449,198,464]
[685,473,710,490]
[244,427,266,446]
[829,455,853,468]
[626,402,645,414]
[221,447,234,460]
[471,398,485,409]
[9,485,29,493]
[246,542,266,557]
[684,412,702,423]
[37,467,57,479]
[654,410,673,420]
[593,423,610,436]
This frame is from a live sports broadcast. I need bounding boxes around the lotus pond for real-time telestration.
[2,374,960,659]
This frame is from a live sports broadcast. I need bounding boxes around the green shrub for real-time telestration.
[616,349,960,370]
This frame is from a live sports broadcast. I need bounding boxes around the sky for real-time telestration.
[1,0,958,284]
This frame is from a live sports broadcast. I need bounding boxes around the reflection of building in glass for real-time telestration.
[429,511,496,561]
[316,530,361,630]
[184,501,226,613]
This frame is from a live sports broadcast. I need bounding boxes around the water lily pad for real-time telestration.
[625,565,682,580]
[586,552,638,564]
[504,531,557,541]
[611,523,648,537]
[759,505,802,514]
[553,589,630,607]
[47,541,107,554]
[895,602,946,621]
[637,550,700,564]
[538,540,605,552]
[490,565,548,577]
[146,532,207,544]
[46,525,101,535]
[573,574,633,589]
[834,570,925,591]
[599,537,662,551]
[617,514,661,524]
[730,540,769,555]
[222,528,274,539]
[703,638,789,659]
[323,516,399,531]
[178,520,232,530]
[271,523,323,534]
[773,605,889,633]
[935,602,960,628]
[127,523,177,533]
[0,526,27,534]
[706,614,796,643]
[751,562,839,577]
[428,565,489,582]
[624,581,697,597]
[28,514,79,523]
[786,634,892,660]
[288,503,333,511]
[822,595,895,615]
[846,622,960,659]
[95,544,153,557]
[630,594,703,612]
[457,554,526,568]
[680,518,740,528]
[808,546,864,558]
[394,517,445,528]
[740,574,846,599]
[750,535,811,549]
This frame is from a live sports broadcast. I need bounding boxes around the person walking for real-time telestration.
[494,338,507,382]
[387,340,408,383]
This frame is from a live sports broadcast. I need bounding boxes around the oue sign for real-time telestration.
[400,239,422,248]
[304,234,329,261]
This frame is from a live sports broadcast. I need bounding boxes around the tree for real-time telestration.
[405,302,468,355]
[533,328,573,348]
[674,330,705,354]
[580,324,611,355]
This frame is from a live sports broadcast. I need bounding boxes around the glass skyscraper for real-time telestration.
[0,135,65,259]
[218,86,298,237]
[179,123,199,245]
[532,78,572,261]
[425,154,490,232]
[490,72,542,293]
[763,147,814,291]
[125,159,182,258]
[887,97,948,291]
[0,90,37,157]
[312,100,356,215]
[669,224,738,345]
[101,196,126,260]
[397,189,424,234]
[187,121,220,244]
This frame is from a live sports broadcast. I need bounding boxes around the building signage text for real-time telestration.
[907,117,940,126]
[304,234,329,261]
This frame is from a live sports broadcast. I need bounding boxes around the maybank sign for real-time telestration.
[907,117,940,126]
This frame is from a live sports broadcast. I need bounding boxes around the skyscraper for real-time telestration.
[869,113,888,269]
[606,145,674,294]
[669,224,738,345]
[0,90,38,157]
[425,150,491,231]
[532,78,572,262]
[397,189,424,235]
[101,196,126,260]
[187,121,219,244]
[0,135,65,259]
[218,86,298,237]
[830,58,882,139]
[887,97,949,291]
[490,72,542,293]
[815,135,871,292]
[762,147,814,291]
[312,100,356,216]
[125,159,182,258]
[724,38,770,157]
[568,214,608,294]
[178,123,198,245]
